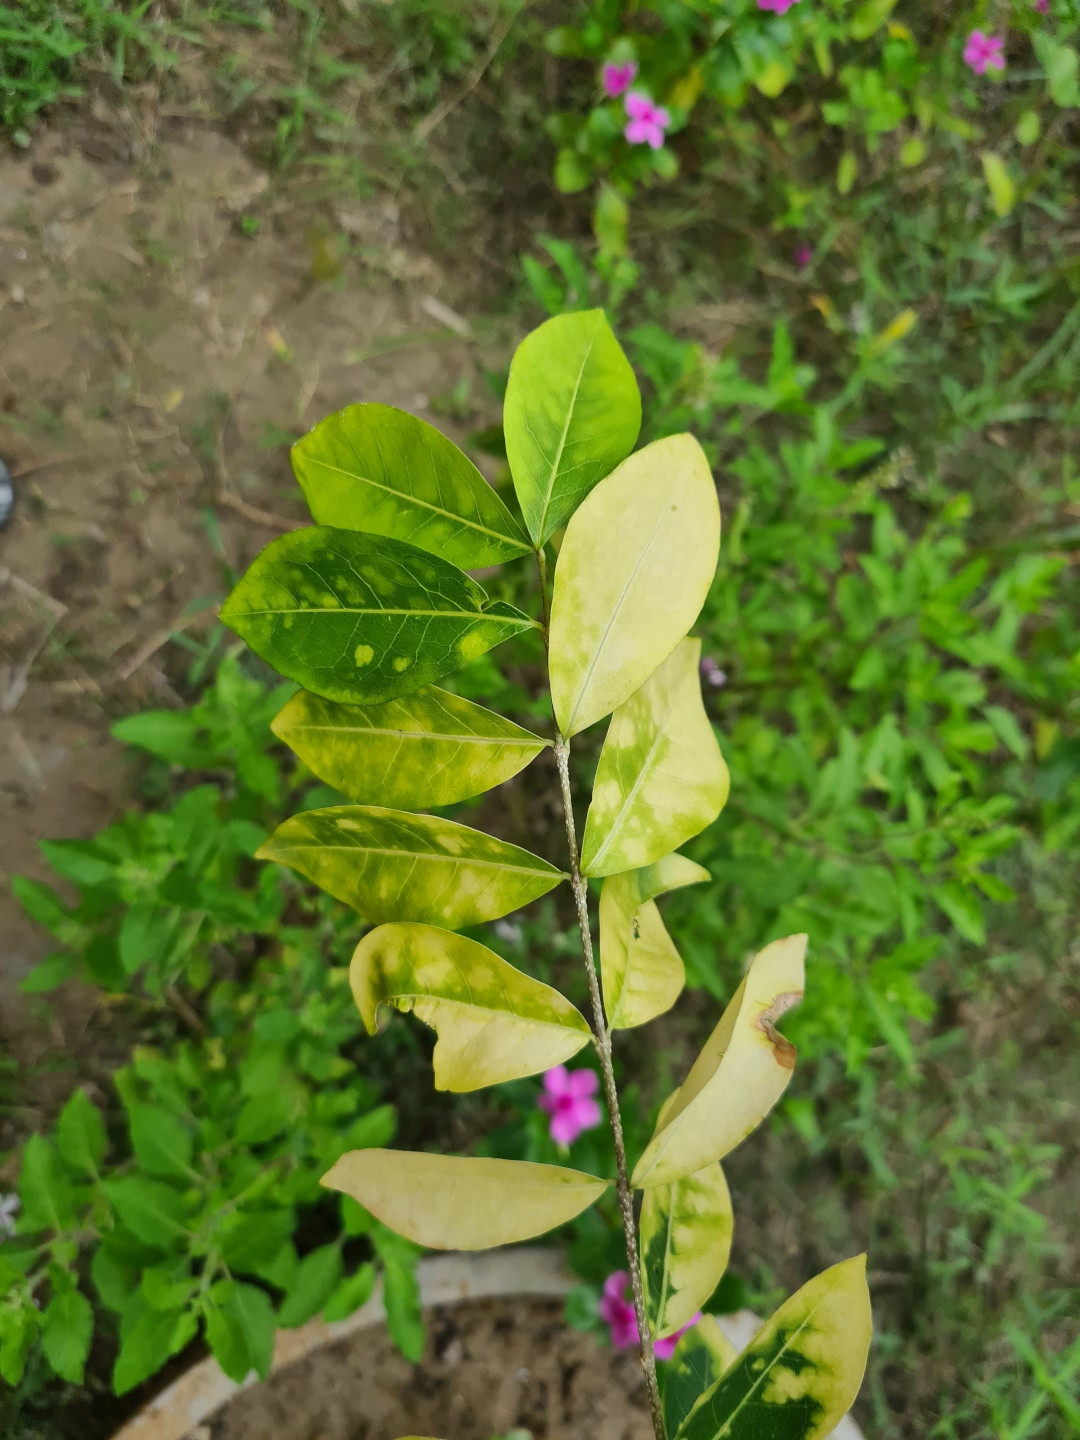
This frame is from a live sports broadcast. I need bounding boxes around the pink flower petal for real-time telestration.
[548,1109,582,1145]
[624,91,652,121]
[602,61,638,98]
[566,1068,600,1098]
[569,1096,603,1132]
[542,1065,571,1097]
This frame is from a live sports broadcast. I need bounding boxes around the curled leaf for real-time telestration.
[600,853,709,1030]
[258,806,564,928]
[272,686,546,809]
[549,435,720,737]
[631,935,806,1188]
[321,1150,608,1249]
[581,638,729,877]
[292,402,531,568]
[221,527,534,705]
[672,1256,872,1440]
[351,922,590,1090]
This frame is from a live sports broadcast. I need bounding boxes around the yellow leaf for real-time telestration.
[981,151,1016,218]
[754,60,791,98]
[549,435,720,738]
[640,1162,733,1338]
[321,1150,608,1249]
[631,935,805,1188]
[581,638,729,877]
[350,922,590,1091]
[867,307,917,358]
[599,853,709,1030]
[668,65,704,111]
[672,1256,872,1440]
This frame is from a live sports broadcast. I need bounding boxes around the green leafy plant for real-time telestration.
[220,310,873,1440]
[1,659,422,1406]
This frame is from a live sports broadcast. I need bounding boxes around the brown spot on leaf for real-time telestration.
[755,990,802,1069]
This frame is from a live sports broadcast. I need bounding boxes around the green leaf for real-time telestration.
[19,952,77,993]
[351,922,591,1091]
[594,184,629,258]
[640,1163,733,1338]
[1033,31,1080,107]
[272,685,546,809]
[672,1256,872,1440]
[11,876,71,937]
[322,1150,608,1250]
[0,1307,39,1387]
[581,639,729,876]
[55,1089,107,1176]
[980,152,1015,218]
[555,147,591,194]
[382,1250,425,1362]
[221,526,535,706]
[113,1290,197,1394]
[599,854,708,1030]
[41,1288,93,1384]
[663,1317,738,1438]
[91,1244,138,1313]
[847,0,896,40]
[933,881,985,944]
[292,403,531,568]
[205,1280,276,1382]
[504,309,641,546]
[103,1177,190,1249]
[127,1104,194,1180]
[632,935,805,1188]
[19,1135,76,1233]
[277,1244,343,1328]
[322,1262,376,1323]
[549,435,720,737]
[219,1210,296,1274]
[258,805,564,929]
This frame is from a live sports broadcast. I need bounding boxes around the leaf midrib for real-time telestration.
[270,841,562,876]
[285,724,544,748]
[535,322,598,542]
[305,456,529,551]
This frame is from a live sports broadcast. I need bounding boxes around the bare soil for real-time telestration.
[208,1297,652,1440]
[0,113,503,1053]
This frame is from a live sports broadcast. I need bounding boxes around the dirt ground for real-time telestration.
[210,1297,653,1440]
[0,112,504,1050]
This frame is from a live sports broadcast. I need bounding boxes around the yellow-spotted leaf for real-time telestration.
[581,639,729,877]
[672,1256,872,1440]
[504,309,641,546]
[549,435,720,737]
[350,922,590,1090]
[640,1161,733,1338]
[257,806,564,929]
[321,1150,608,1250]
[663,1317,739,1439]
[271,686,547,809]
[292,403,531,569]
[220,527,534,706]
[631,935,806,1188]
[599,853,709,1030]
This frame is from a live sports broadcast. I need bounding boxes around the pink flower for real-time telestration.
[758,0,802,12]
[603,61,638,98]
[538,1066,603,1145]
[795,243,813,269]
[701,656,727,688]
[599,1272,702,1359]
[1034,0,1049,12]
[624,92,671,150]
[963,30,1005,75]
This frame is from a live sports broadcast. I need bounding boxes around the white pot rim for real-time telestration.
[109,1246,864,1440]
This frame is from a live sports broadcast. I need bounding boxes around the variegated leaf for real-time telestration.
[632,935,806,1188]
[258,806,564,929]
[350,922,591,1091]
[673,1256,872,1440]
[640,1162,733,1339]
[581,638,729,877]
[321,1150,608,1250]
[549,435,720,737]
[663,1317,739,1439]
[220,526,534,706]
[271,686,546,809]
[599,854,709,1030]
[292,402,531,568]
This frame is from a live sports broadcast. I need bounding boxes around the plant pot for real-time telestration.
[111,1249,866,1440]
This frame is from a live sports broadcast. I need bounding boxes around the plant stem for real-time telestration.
[553,732,666,1440]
